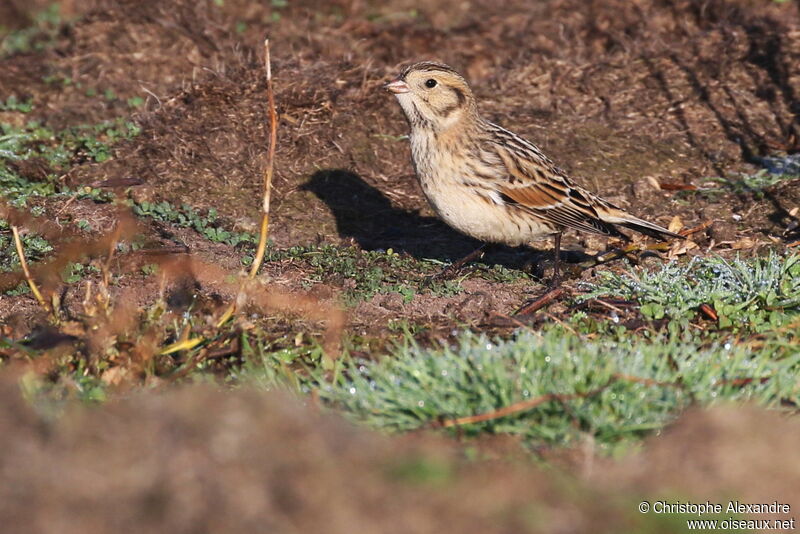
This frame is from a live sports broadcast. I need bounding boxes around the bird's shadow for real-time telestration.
[303,169,590,273]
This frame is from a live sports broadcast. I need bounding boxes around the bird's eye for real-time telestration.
[424,78,437,88]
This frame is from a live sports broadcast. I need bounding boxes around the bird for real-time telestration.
[384,61,682,283]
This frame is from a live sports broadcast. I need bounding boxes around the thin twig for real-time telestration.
[11,225,49,311]
[249,38,277,280]
[438,371,769,430]
[437,372,698,429]
[437,379,615,428]
[542,312,577,334]
[587,298,626,316]
[514,286,565,316]
[714,376,772,388]
[486,310,538,330]
[678,219,713,237]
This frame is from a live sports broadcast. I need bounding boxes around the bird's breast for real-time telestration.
[408,131,555,246]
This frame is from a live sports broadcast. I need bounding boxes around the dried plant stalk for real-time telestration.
[249,38,277,279]
[11,225,49,312]
[437,382,614,428]
[437,371,697,428]
[217,38,278,328]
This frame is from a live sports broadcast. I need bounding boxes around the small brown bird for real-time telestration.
[385,61,681,281]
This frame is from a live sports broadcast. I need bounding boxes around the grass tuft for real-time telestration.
[707,168,798,196]
[581,252,800,331]
[301,327,799,452]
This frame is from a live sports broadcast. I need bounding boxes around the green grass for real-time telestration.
[706,169,798,196]
[248,326,797,453]
[2,118,141,169]
[1,118,140,205]
[131,201,259,250]
[131,200,510,302]
[581,252,800,331]
[239,252,800,452]
[129,198,525,305]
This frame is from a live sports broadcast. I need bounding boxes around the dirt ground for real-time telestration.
[0,376,797,533]
[2,0,800,336]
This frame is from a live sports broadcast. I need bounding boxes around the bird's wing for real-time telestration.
[485,123,682,240]
[487,133,628,238]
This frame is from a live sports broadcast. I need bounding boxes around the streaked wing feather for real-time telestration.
[492,141,626,238]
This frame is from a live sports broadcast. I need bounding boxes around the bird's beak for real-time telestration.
[384,79,410,94]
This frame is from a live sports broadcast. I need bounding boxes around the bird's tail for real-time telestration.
[599,207,684,241]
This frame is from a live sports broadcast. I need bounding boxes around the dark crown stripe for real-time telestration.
[400,61,461,80]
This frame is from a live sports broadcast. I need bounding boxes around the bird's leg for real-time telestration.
[427,243,488,282]
[550,232,562,288]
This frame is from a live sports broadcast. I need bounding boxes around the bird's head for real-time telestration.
[384,61,477,131]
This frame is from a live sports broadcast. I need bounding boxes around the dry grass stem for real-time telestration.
[437,366,773,429]
[437,380,615,428]
[438,372,693,428]
[217,38,278,328]
[10,225,49,313]
[249,37,277,280]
